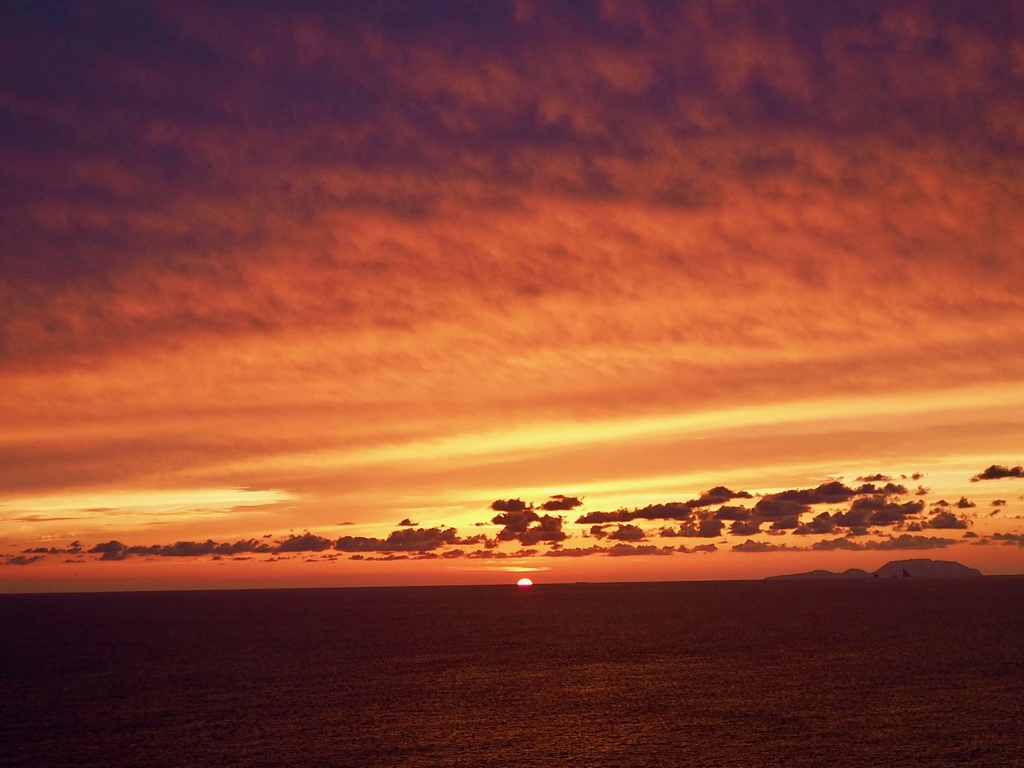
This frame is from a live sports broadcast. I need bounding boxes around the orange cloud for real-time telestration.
[2,1,1024,586]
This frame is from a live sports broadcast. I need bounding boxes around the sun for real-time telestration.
[516,577,534,587]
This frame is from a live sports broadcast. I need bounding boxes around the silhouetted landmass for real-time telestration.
[767,568,870,581]
[873,559,982,579]
[768,559,982,580]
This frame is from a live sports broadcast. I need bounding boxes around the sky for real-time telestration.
[2,0,1024,591]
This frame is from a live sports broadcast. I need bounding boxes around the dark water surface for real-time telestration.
[2,579,1023,767]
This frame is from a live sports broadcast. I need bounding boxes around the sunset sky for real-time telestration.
[2,0,1024,591]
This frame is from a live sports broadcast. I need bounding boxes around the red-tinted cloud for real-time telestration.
[3,3,1024,581]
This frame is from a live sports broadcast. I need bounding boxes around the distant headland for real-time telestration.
[766,558,983,581]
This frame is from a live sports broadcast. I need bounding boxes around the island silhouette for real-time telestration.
[766,558,983,580]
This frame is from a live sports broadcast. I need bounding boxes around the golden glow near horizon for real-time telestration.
[1,2,1023,588]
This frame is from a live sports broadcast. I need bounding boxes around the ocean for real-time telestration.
[2,579,1023,767]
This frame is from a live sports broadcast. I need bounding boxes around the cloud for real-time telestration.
[193,539,275,555]
[88,538,277,559]
[491,499,530,513]
[993,533,1024,546]
[843,496,925,526]
[675,519,726,538]
[274,534,335,553]
[5,2,1024,569]
[528,479,942,548]
[762,481,859,506]
[678,543,717,554]
[927,511,969,530]
[829,505,872,528]
[729,519,763,536]
[689,486,754,507]
[491,508,568,545]
[543,546,604,558]
[992,499,1006,506]
[752,498,809,521]
[713,505,752,521]
[812,534,959,551]
[539,495,582,511]
[20,540,84,555]
[731,539,795,553]
[575,508,636,524]
[810,537,864,551]
[576,487,751,524]
[83,527,489,560]
[336,527,468,552]
[516,515,568,546]
[4,555,45,566]
[88,541,129,561]
[485,507,561,543]
[864,535,958,550]
[464,548,538,559]
[854,483,909,496]
[2,4,1021,380]
[543,541,695,557]
[793,511,839,535]
[972,465,1024,481]
[397,518,418,526]
[711,481,919,536]
[856,474,891,482]
[492,507,539,535]
[955,497,976,509]
[3,515,80,523]
[606,543,675,557]
[607,523,646,542]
